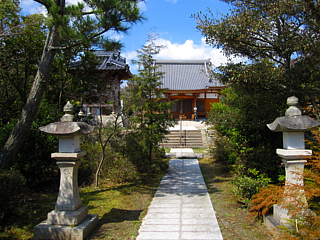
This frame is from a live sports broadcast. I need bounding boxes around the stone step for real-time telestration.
[163,137,202,140]
[166,132,202,136]
[165,133,202,137]
[163,136,203,140]
[162,141,204,145]
[165,135,202,138]
[161,142,204,146]
[160,143,205,148]
[169,130,200,132]
[161,129,205,148]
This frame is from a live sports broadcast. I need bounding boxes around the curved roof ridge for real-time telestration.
[155,59,210,64]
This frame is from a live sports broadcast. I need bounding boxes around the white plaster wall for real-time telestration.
[206,93,218,99]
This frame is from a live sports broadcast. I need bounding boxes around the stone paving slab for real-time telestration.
[170,148,194,153]
[168,120,207,131]
[136,154,223,240]
[165,148,204,159]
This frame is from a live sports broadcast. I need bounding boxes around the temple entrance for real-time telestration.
[170,99,193,120]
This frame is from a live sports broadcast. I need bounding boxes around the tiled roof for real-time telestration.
[93,51,129,71]
[155,60,224,90]
[70,50,133,79]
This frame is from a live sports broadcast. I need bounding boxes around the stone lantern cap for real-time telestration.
[39,121,94,136]
[39,101,94,136]
[267,96,320,132]
[267,115,320,132]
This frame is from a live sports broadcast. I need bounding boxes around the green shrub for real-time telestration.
[209,134,238,164]
[236,142,283,182]
[232,167,270,204]
[81,124,169,187]
[207,86,284,181]
[12,101,61,188]
[80,134,101,185]
[100,150,139,184]
[81,133,140,186]
[0,100,62,189]
[0,170,27,225]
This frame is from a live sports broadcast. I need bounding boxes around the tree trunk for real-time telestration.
[95,155,104,188]
[311,95,320,121]
[0,24,59,169]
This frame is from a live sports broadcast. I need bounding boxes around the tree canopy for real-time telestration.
[125,33,175,166]
[0,0,144,169]
[194,0,320,119]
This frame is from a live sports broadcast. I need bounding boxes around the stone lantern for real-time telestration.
[34,102,98,240]
[267,96,320,227]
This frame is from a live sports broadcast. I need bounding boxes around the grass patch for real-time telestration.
[192,148,207,153]
[0,189,58,240]
[84,173,165,239]
[163,148,170,153]
[0,160,168,240]
[199,157,273,240]
[2,154,275,239]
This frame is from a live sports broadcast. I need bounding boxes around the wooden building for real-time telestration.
[155,60,225,120]
[80,51,133,116]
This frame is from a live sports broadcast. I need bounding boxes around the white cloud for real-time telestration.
[106,31,125,42]
[21,0,46,15]
[21,0,89,16]
[155,37,240,67]
[66,0,83,5]
[123,51,139,73]
[123,37,243,74]
[138,1,147,12]
[21,0,146,21]
[123,51,138,63]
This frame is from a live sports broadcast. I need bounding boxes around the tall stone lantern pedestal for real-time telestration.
[265,96,320,229]
[34,102,98,240]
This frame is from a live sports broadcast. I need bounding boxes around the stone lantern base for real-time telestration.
[33,152,98,240]
[273,204,290,226]
[34,214,98,240]
[264,157,309,232]
[35,102,98,239]
[264,96,320,233]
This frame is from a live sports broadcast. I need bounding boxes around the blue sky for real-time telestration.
[21,0,232,73]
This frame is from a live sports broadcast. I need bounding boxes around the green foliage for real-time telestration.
[0,11,47,124]
[232,166,270,204]
[249,128,320,239]
[12,100,62,188]
[103,153,139,184]
[1,0,144,185]
[0,100,62,188]
[0,0,144,171]
[209,133,237,165]
[206,60,285,181]
[0,0,20,38]
[81,124,169,187]
[125,33,175,166]
[195,0,320,118]
[0,169,27,225]
[79,135,99,185]
[82,133,139,185]
[119,130,168,173]
[120,130,145,171]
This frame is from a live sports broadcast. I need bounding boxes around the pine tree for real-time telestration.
[127,32,175,166]
[0,0,144,169]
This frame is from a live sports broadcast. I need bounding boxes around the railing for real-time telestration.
[179,116,187,146]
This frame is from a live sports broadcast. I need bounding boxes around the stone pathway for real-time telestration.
[169,120,207,131]
[136,148,223,240]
